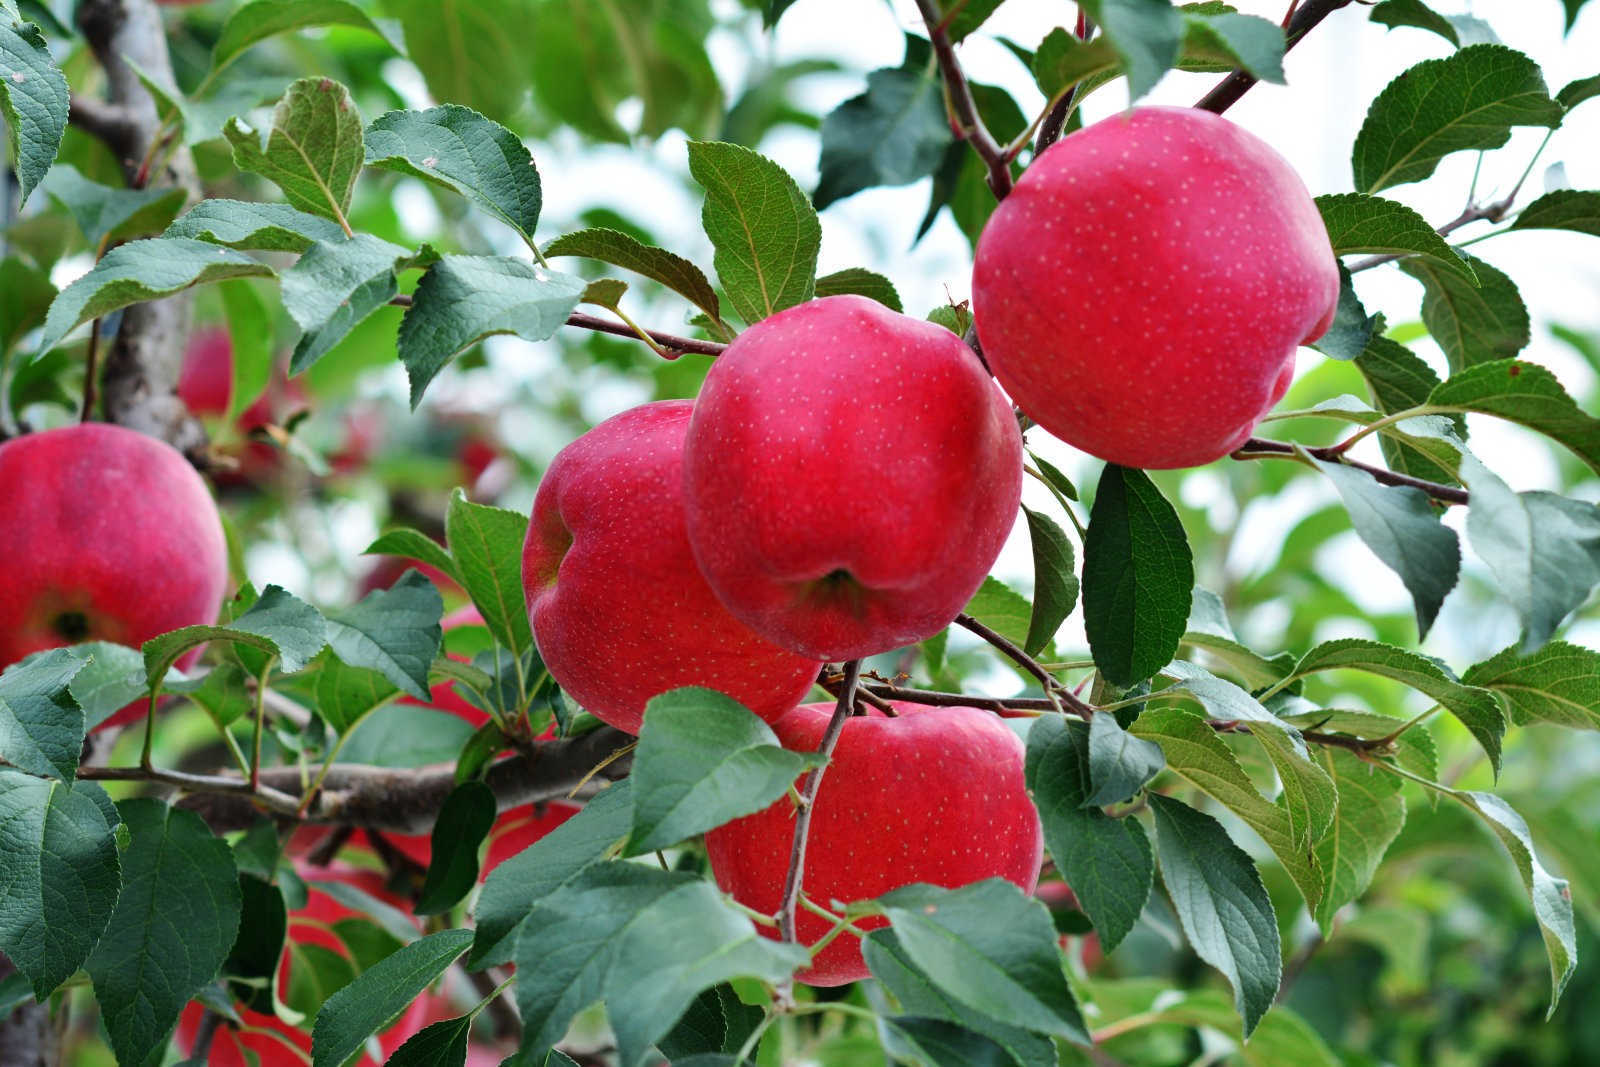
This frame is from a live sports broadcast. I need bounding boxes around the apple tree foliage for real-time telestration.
[2,0,1600,1064]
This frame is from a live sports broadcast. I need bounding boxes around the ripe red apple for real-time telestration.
[681,295,1022,661]
[705,701,1043,986]
[522,400,821,735]
[971,105,1339,470]
[175,861,433,1065]
[0,423,228,728]
[177,326,234,418]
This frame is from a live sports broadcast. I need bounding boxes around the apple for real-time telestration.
[971,105,1339,470]
[0,423,228,729]
[522,399,821,735]
[175,861,433,1065]
[705,701,1043,986]
[681,295,1023,661]
[177,326,234,418]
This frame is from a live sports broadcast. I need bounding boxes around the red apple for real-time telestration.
[522,400,820,735]
[705,701,1043,986]
[175,861,433,1065]
[177,326,234,418]
[971,105,1339,470]
[681,295,1022,661]
[0,424,228,728]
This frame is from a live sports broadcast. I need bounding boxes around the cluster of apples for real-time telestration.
[520,106,1336,982]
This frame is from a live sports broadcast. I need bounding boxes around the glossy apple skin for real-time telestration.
[682,295,1023,661]
[0,424,228,728]
[706,701,1043,986]
[175,862,432,1066]
[177,326,234,417]
[972,105,1339,470]
[522,400,821,735]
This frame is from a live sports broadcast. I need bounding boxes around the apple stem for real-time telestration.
[776,659,860,969]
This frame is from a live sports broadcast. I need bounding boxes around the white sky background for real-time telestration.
[264,0,1600,680]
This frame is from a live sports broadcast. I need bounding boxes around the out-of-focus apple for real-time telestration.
[177,326,234,418]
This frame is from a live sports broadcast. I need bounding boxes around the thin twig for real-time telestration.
[1232,437,1469,506]
[1034,10,1091,156]
[955,612,1098,719]
[913,0,1014,198]
[78,764,305,814]
[1194,0,1356,114]
[387,295,728,357]
[858,682,1059,713]
[1347,196,1518,273]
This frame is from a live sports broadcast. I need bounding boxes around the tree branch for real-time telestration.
[68,94,142,158]
[387,294,729,358]
[1194,0,1355,114]
[954,612,1090,719]
[913,0,1014,198]
[1232,436,1470,506]
[1347,195,1516,274]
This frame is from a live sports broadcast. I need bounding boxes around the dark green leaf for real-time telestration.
[1556,73,1600,111]
[1083,465,1194,687]
[545,227,724,329]
[1354,334,1464,483]
[813,267,903,312]
[1309,265,1379,361]
[1400,253,1528,372]
[1079,0,1185,101]
[0,19,68,205]
[415,782,498,916]
[143,584,328,686]
[1024,716,1154,953]
[282,235,418,375]
[656,984,762,1061]
[885,1015,1017,1067]
[34,238,275,356]
[626,688,821,856]
[365,105,543,246]
[445,490,533,657]
[470,779,633,970]
[687,140,820,325]
[164,199,350,252]
[363,528,461,586]
[1460,455,1600,653]
[1022,505,1078,656]
[87,799,241,1067]
[1429,358,1600,475]
[311,928,473,1067]
[1463,640,1600,729]
[0,257,54,358]
[1311,748,1405,932]
[815,60,951,209]
[1370,0,1461,46]
[386,1016,473,1067]
[224,874,287,1013]
[1031,28,1118,98]
[312,652,401,736]
[1352,44,1562,192]
[43,164,186,249]
[63,642,147,731]
[225,77,364,223]
[398,255,586,406]
[1306,452,1460,638]
[514,864,806,1066]
[1509,189,1600,237]
[947,0,1009,41]
[0,647,87,781]
[877,880,1088,1041]
[0,771,120,998]
[1316,193,1476,279]
[1085,709,1165,808]
[324,568,444,700]
[1149,793,1280,1037]
[1181,11,1286,83]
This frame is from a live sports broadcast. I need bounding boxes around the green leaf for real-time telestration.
[312,653,401,736]
[1370,0,1462,46]
[1079,0,1185,101]
[1352,44,1562,192]
[1509,189,1600,237]
[1400,253,1528,373]
[0,647,87,781]
[364,528,461,586]
[514,864,807,1066]
[1083,465,1194,687]
[947,0,1009,41]
[445,491,532,657]
[1022,506,1078,656]
[813,267,903,312]
[1429,359,1600,476]
[1305,452,1460,638]
[1130,707,1324,912]
[365,105,543,247]
[1031,28,1119,97]
[687,140,821,325]
[1024,716,1154,953]
[1085,709,1165,808]
[87,799,241,1067]
[164,199,350,252]
[387,0,530,126]
[398,255,586,406]
[225,77,364,223]
[63,642,148,730]
[0,19,68,206]
[469,780,633,970]
[1182,589,1291,690]
[545,227,724,328]
[0,772,120,998]
[876,880,1088,1042]
[34,238,275,356]
[282,235,417,375]
[0,256,54,358]
[225,874,288,1014]
[1149,793,1280,1037]
[1556,73,1600,111]
[208,0,402,77]
[884,1016,1018,1067]
[143,584,328,686]
[814,58,951,209]
[1181,11,1286,84]
[625,688,821,856]
[1310,265,1380,361]
[1311,748,1405,931]
[962,576,1034,650]
[1462,641,1600,729]
[1029,450,1080,501]
[656,984,763,1061]
[1354,334,1465,483]
[323,569,444,701]
[311,928,473,1067]
[385,1015,473,1067]
[1461,455,1600,653]
[1315,193,1476,280]
[863,929,1059,1067]
[43,165,186,249]
[1290,638,1505,774]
